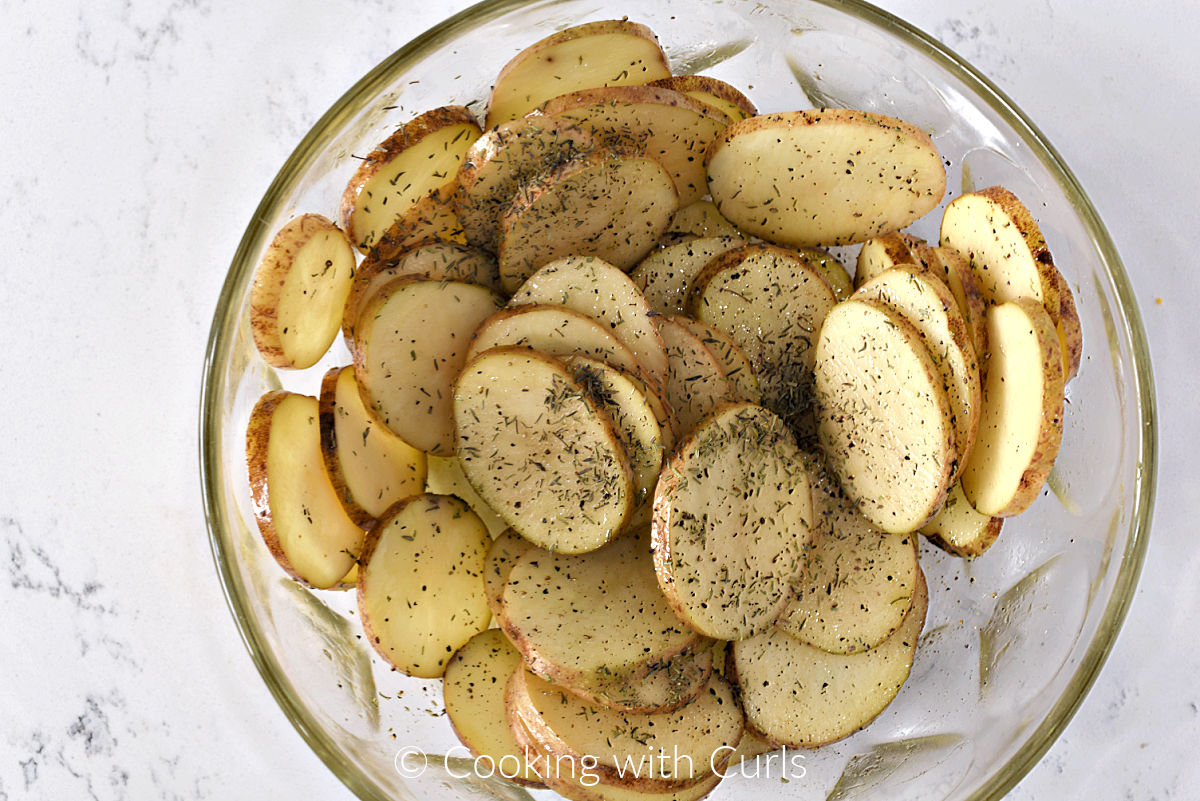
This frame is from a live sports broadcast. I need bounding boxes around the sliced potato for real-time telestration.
[352,277,503,455]
[653,403,813,640]
[579,646,715,715]
[456,116,596,253]
[657,316,737,435]
[1052,269,1083,382]
[631,235,745,316]
[928,244,989,361]
[814,299,955,533]
[341,106,482,252]
[425,454,508,537]
[317,365,427,525]
[658,200,741,243]
[706,109,945,247]
[804,246,853,301]
[854,231,920,290]
[364,183,468,261]
[246,391,365,589]
[486,20,671,127]
[920,481,1003,557]
[444,629,544,787]
[960,298,1065,516]
[539,85,730,206]
[455,348,634,553]
[511,256,669,384]
[484,528,540,616]
[732,569,927,747]
[358,493,491,677]
[670,317,760,404]
[497,149,678,292]
[250,214,356,369]
[649,75,757,122]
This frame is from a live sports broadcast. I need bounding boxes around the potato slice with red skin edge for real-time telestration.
[456,116,597,253]
[855,265,983,478]
[364,184,467,263]
[855,231,921,289]
[814,299,955,534]
[960,298,1065,517]
[343,240,500,341]
[538,85,730,206]
[1052,268,1083,382]
[455,347,635,553]
[246,391,365,589]
[498,529,703,689]
[669,317,760,404]
[631,236,745,316]
[352,277,503,456]
[485,19,671,128]
[731,568,927,748]
[341,106,482,253]
[443,630,546,787]
[648,75,757,122]
[657,316,737,436]
[921,481,1004,557]
[802,246,853,301]
[484,528,541,616]
[706,109,946,247]
[357,493,491,678]
[658,200,742,244]
[653,402,813,640]
[425,454,508,538]
[928,244,989,363]
[317,366,426,526]
[250,214,356,369]
[511,256,669,385]
[497,150,678,292]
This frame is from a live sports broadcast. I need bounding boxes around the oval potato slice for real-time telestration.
[657,316,737,436]
[631,235,745,316]
[804,246,853,301]
[484,528,540,616]
[658,200,741,244]
[669,317,760,404]
[920,481,1003,557]
[364,183,468,261]
[649,75,757,122]
[1052,268,1083,382]
[425,454,507,537]
[854,231,921,290]
[928,244,989,362]
[706,109,946,247]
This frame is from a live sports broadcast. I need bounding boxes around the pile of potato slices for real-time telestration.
[243,17,1081,799]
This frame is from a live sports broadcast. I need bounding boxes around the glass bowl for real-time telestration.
[200,1,1156,799]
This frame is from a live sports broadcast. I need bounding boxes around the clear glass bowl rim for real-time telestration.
[199,1,1158,799]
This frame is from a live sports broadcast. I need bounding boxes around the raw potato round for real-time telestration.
[928,244,989,362]
[631,235,745,316]
[920,481,1003,557]
[484,528,540,616]
[357,493,492,678]
[365,183,469,261]
[250,214,356,369]
[454,348,634,553]
[424,454,507,537]
[657,316,736,436]
[814,299,954,534]
[658,200,741,243]
[649,74,757,122]
[670,316,760,403]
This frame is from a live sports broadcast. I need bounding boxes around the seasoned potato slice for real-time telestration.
[658,200,741,243]
[579,646,715,715]
[670,317,760,404]
[1052,269,1083,382]
[486,20,671,127]
[814,299,955,533]
[921,481,1003,557]
[497,150,678,292]
[804,246,853,301]
[365,184,468,260]
[653,403,813,640]
[443,630,545,787]
[425,454,507,537]
[631,235,745,316]
[499,530,702,689]
[456,116,596,253]
[706,109,945,247]
[455,348,634,553]
[511,256,669,384]
[657,316,737,436]
[854,231,921,289]
[246,391,365,589]
[539,85,730,206]
[732,569,927,747]
[960,298,1065,516]
[484,528,540,615]
[928,244,989,361]
[358,493,491,677]
[649,75,756,122]
[250,214,356,369]
[317,366,427,525]
[341,106,482,252]
[352,277,503,455]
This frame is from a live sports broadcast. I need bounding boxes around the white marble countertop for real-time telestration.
[0,0,1193,798]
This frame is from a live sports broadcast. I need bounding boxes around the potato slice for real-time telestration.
[564,356,665,507]
[653,403,813,640]
[854,231,921,289]
[814,299,955,534]
[960,298,1065,516]
[706,109,945,247]
[511,256,669,385]
[669,317,760,404]
[484,528,539,616]
[855,265,983,476]
[499,529,702,689]
[928,244,989,361]
[455,348,634,553]
[579,646,715,715]
[342,240,500,340]
[497,150,678,292]
[631,235,745,316]
[511,669,742,790]
[317,366,427,525]
[341,107,481,253]
[657,316,737,435]
[485,19,671,127]
[539,85,730,206]
[658,200,741,244]
[443,629,545,787]
[1052,268,1083,382]
[250,214,356,369]
[804,246,853,301]
[732,569,927,747]
[352,277,503,455]
[649,75,756,122]
[246,391,365,589]
[358,493,491,677]
[365,184,468,261]
[425,454,507,537]
[920,481,1003,557]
